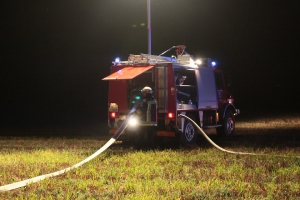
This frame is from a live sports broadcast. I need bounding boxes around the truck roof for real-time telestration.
[112,53,215,69]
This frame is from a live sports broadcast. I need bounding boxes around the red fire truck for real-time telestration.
[102,45,240,146]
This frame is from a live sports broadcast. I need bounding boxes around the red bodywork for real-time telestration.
[103,65,154,113]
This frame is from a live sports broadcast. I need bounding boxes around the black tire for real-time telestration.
[181,114,198,146]
[217,110,235,136]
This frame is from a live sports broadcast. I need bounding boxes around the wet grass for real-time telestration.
[0,113,299,199]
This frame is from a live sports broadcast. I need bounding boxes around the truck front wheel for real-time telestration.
[217,110,235,136]
[181,115,198,146]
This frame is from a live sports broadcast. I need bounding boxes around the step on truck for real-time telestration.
[102,45,240,146]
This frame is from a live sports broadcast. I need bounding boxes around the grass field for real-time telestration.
[0,113,299,199]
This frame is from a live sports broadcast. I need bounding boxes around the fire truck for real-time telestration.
[102,45,240,146]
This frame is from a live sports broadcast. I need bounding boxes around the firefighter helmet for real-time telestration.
[142,86,152,94]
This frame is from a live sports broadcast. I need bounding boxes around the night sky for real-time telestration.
[1,0,300,128]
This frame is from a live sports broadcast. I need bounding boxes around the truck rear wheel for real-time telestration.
[217,110,235,136]
[181,114,198,146]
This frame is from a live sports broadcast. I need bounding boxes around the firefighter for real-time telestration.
[131,86,156,146]
[135,86,155,121]
[141,86,154,101]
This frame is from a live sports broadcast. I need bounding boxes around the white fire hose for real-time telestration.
[0,102,140,192]
[179,114,300,159]
[0,111,298,192]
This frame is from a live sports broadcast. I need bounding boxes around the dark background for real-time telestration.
[1,0,299,130]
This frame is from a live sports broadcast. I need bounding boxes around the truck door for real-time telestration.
[195,67,218,109]
[214,70,228,107]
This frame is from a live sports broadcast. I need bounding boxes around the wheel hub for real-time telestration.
[226,118,234,134]
[185,123,195,142]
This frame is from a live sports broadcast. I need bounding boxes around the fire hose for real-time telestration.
[0,102,140,192]
[180,114,300,158]
[1,110,298,191]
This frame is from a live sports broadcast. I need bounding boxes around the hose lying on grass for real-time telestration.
[179,114,300,159]
[1,111,298,191]
[0,102,140,192]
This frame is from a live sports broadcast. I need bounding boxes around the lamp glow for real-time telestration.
[196,59,202,65]
[109,112,117,118]
[115,57,120,63]
[167,112,175,119]
[129,118,138,126]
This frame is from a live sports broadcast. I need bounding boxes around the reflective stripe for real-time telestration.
[156,131,175,137]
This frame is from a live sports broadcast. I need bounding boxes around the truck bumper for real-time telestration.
[109,129,175,137]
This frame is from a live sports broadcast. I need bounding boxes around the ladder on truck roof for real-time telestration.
[115,54,176,66]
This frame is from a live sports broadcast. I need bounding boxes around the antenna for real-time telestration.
[147,0,151,54]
